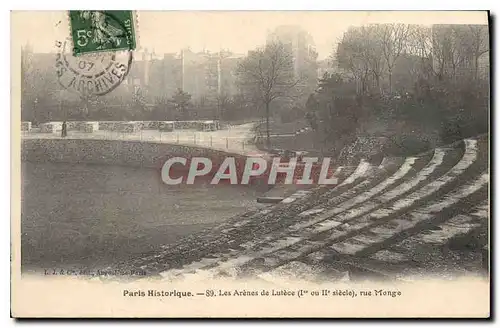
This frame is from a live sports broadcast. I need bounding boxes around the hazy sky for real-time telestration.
[12,11,488,59]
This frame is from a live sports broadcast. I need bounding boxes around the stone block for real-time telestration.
[40,122,62,133]
[159,121,175,132]
[21,121,31,132]
[115,122,139,133]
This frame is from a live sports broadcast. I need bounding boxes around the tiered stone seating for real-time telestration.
[109,136,488,283]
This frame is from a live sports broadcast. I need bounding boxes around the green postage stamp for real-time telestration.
[68,10,137,55]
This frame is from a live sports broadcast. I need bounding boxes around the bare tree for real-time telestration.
[430,25,474,81]
[237,41,302,148]
[336,26,388,96]
[447,27,467,79]
[377,24,412,94]
[408,25,470,82]
[465,25,489,80]
[364,25,386,94]
[407,25,435,78]
[336,27,372,95]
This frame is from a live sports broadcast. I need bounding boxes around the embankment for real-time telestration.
[21,138,250,171]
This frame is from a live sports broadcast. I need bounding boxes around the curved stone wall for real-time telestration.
[21,139,250,171]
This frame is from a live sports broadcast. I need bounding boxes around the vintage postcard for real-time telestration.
[11,10,490,318]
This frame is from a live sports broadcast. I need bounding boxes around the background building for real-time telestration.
[127,48,244,102]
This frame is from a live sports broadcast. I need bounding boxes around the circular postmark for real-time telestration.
[55,11,134,97]
[55,40,132,97]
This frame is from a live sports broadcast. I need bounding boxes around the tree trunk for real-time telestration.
[265,101,271,149]
[375,75,382,96]
[474,55,479,80]
[388,69,393,95]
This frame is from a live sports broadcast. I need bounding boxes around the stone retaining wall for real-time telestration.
[21,122,31,132]
[39,122,63,133]
[158,121,175,132]
[24,120,222,133]
[115,122,140,133]
[21,138,250,171]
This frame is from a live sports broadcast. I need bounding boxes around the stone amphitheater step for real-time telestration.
[127,136,488,282]
[154,157,412,279]
[258,191,489,283]
[196,158,412,267]
[123,158,374,274]
[231,138,486,276]
[152,159,381,278]
[153,140,461,278]
[290,156,426,232]
[335,198,490,282]
[332,172,488,256]
[226,143,462,262]
[276,160,369,203]
[374,200,489,260]
[237,158,405,241]
[155,152,438,279]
